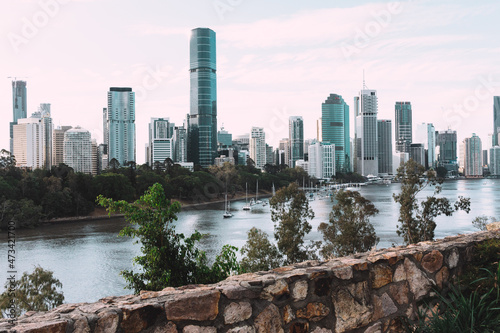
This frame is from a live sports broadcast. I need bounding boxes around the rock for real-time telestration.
[95,311,120,333]
[421,251,443,273]
[314,278,331,296]
[446,248,459,269]
[292,280,308,301]
[224,302,252,324]
[486,222,500,231]
[296,303,330,321]
[333,266,353,280]
[289,322,308,333]
[372,293,398,321]
[153,322,177,333]
[310,328,332,333]
[182,325,216,333]
[14,320,68,333]
[393,264,406,282]
[121,304,162,333]
[389,283,409,305]
[262,279,289,301]
[371,264,392,289]
[283,305,295,324]
[220,284,261,300]
[333,282,372,332]
[254,304,283,333]
[364,322,382,333]
[165,290,220,321]
[227,326,256,333]
[436,266,450,289]
[404,258,434,300]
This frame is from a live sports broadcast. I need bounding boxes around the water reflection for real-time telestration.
[0,179,497,304]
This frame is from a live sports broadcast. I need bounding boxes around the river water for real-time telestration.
[1,179,498,304]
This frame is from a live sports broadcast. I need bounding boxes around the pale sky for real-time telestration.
[1,0,499,164]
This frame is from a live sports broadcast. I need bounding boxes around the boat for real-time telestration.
[223,194,233,218]
[242,183,251,211]
[255,180,262,204]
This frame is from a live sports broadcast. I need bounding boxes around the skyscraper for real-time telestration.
[147,118,174,167]
[490,146,500,176]
[395,101,412,153]
[64,127,93,174]
[354,89,378,176]
[107,87,135,166]
[410,143,425,167]
[427,124,436,169]
[52,126,72,166]
[377,119,392,174]
[289,116,304,168]
[494,96,500,146]
[38,103,52,169]
[464,133,482,178]
[322,94,350,172]
[188,27,217,167]
[13,116,43,169]
[10,80,27,153]
[436,129,458,175]
[308,140,336,179]
[249,127,266,169]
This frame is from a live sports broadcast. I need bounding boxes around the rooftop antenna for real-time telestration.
[362,70,367,90]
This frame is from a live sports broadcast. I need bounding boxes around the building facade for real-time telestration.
[308,140,335,180]
[322,94,350,172]
[395,101,412,153]
[354,89,378,176]
[249,127,266,169]
[64,127,93,174]
[436,129,458,175]
[410,143,426,167]
[377,119,392,174]
[10,80,27,153]
[188,27,217,167]
[494,96,500,146]
[289,116,304,168]
[13,117,43,169]
[52,126,72,166]
[427,124,436,169]
[107,87,135,166]
[490,146,500,176]
[147,118,174,167]
[464,133,482,178]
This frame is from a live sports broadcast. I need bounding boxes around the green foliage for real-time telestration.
[472,215,497,231]
[393,159,470,245]
[97,183,241,293]
[0,266,64,317]
[318,190,379,258]
[93,173,135,201]
[0,199,42,229]
[270,182,317,265]
[333,172,366,183]
[240,227,282,272]
[0,150,16,169]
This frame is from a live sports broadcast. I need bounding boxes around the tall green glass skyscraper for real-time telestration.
[322,94,350,172]
[188,27,217,167]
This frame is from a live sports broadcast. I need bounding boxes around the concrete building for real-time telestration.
[377,119,392,175]
[289,116,304,168]
[464,133,482,178]
[52,126,72,166]
[410,143,425,167]
[494,96,500,146]
[147,118,174,167]
[308,140,335,180]
[490,146,500,176]
[64,127,93,174]
[395,101,412,153]
[10,80,27,153]
[322,94,350,172]
[354,89,378,176]
[13,117,43,169]
[249,127,266,169]
[107,87,135,166]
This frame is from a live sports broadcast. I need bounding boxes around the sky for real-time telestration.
[1,0,499,164]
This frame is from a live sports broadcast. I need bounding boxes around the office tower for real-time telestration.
[436,129,458,175]
[13,117,43,169]
[395,101,412,153]
[354,89,378,176]
[410,143,425,167]
[279,138,290,167]
[148,118,174,167]
[98,144,108,172]
[303,139,315,160]
[427,124,436,169]
[249,127,266,169]
[107,87,135,166]
[458,142,466,171]
[377,119,392,174]
[322,94,350,172]
[494,96,500,146]
[188,27,217,167]
[38,103,52,169]
[174,125,187,163]
[308,140,335,179]
[483,150,488,167]
[52,126,72,166]
[91,139,98,176]
[464,133,482,178]
[490,146,500,176]
[317,118,322,142]
[289,116,304,167]
[218,127,232,147]
[266,144,275,166]
[10,80,27,153]
[63,127,93,174]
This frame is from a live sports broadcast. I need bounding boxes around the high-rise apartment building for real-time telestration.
[464,133,482,178]
[354,89,378,176]
[490,146,500,176]
[147,118,174,167]
[322,94,350,172]
[64,127,93,174]
[494,96,500,146]
[107,87,135,166]
[249,127,266,169]
[436,129,458,175]
[308,140,335,180]
[410,143,426,167]
[38,103,52,169]
[13,111,52,169]
[377,119,392,174]
[218,128,232,148]
[188,27,217,167]
[10,80,27,153]
[395,101,412,153]
[427,124,436,169]
[52,126,72,166]
[174,126,187,163]
[289,116,304,167]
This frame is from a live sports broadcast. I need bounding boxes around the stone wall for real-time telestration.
[2,229,500,333]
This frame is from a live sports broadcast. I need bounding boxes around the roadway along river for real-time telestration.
[1,179,499,304]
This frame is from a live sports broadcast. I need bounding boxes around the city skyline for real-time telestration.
[2,1,500,164]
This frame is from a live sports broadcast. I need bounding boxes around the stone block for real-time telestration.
[262,279,289,301]
[296,302,330,321]
[421,250,443,273]
[283,305,295,324]
[371,264,392,289]
[224,302,252,324]
[13,320,68,333]
[333,282,372,332]
[254,304,284,333]
[289,322,308,333]
[120,304,162,333]
[333,266,353,280]
[389,283,409,305]
[165,290,220,321]
[446,248,459,269]
[372,293,397,321]
[292,280,308,301]
[95,311,120,333]
[227,326,256,333]
[436,266,450,289]
[182,325,216,333]
[404,258,434,300]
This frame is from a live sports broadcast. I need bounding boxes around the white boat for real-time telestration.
[242,183,251,211]
[256,180,262,204]
[223,194,233,218]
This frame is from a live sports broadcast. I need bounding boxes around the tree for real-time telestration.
[240,227,282,272]
[472,215,497,231]
[270,182,317,265]
[97,183,240,293]
[318,190,379,258]
[0,150,16,169]
[0,266,64,317]
[109,158,120,172]
[393,159,471,245]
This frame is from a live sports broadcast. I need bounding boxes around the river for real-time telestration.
[1,179,498,304]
